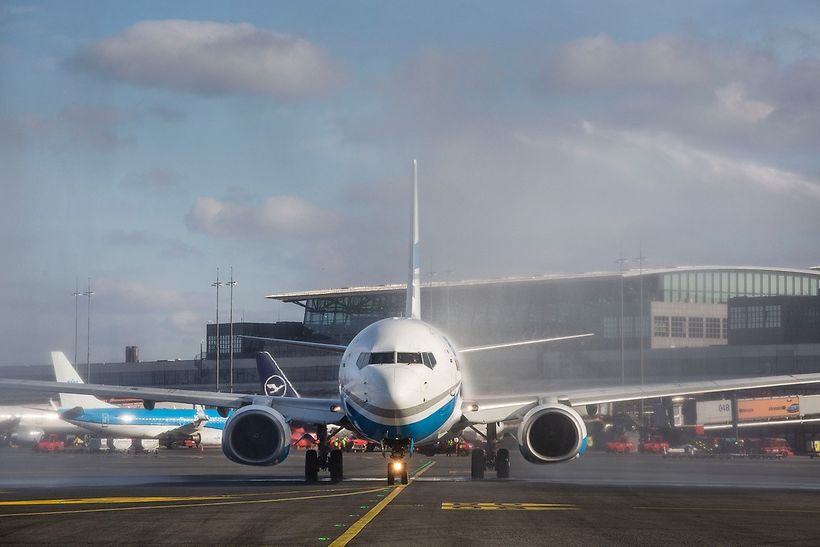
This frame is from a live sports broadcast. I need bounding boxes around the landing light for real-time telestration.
[330,404,343,413]
[392,461,403,472]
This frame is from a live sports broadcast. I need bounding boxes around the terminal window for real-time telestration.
[654,316,669,337]
[688,317,704,338]
[748,306,764,329]
[671,316,686,337]
[764,305,781,328]
[705,318,721,338]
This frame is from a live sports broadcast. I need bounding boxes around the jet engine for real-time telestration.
[222,405,290,466]
[517,403,588,464]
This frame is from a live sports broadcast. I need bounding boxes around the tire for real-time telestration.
[471,449,485,480]
[401,468,409,485]
[495,448,510,479]
[329,449,344,482]
[305,449,319,482]
[387,462,395,486]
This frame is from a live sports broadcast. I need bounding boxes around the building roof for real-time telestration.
[266,266,820,302]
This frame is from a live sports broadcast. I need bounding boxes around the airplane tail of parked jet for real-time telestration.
[51,351,117,409]
[256,352,300,398]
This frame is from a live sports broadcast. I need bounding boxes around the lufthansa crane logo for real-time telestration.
[264,375,287,396]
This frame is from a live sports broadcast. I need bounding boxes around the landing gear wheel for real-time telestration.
[400,468,409,485]
[387,462,395,486]
[329,449,344,482]
[471,448,485,480]
[305,449,319,482]
[495,448,510,479]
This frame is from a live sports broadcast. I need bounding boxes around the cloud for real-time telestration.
[714,82,774,123]
[72,20,344,98]
[531,33,820,158]
[104,229,204,260]
[578,122,820,200]
[185,196,339,239]
[18,105,131,149]
[537,33,773,93]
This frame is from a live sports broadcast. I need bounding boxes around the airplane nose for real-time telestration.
[365,365,422,411]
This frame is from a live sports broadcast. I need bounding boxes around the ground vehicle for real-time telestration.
[34,434,64,452]
[606,439,636,453]
[640,439,669,454]
[349,438,368,452]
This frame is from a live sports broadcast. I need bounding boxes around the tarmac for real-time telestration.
[1,447,819,545]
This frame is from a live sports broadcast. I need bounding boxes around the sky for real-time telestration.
[1,1,819,365]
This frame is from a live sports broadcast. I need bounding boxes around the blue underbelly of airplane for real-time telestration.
[343,394,457,443]
[63,409,226,431]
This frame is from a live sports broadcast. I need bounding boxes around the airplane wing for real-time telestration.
[159,409,209,439]
[459,333,594,353]
[461,372,820,424]
[238,336,347,353]
[0,379,344,425]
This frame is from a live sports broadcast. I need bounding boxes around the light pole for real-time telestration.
[73,280,81,367]
[633,245,648,437]
[83,279,93,382]
[212,270,223,391]
[226,267,237,393]
[615,254,628,386]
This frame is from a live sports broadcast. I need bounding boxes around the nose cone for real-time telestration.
[365,365,423,412]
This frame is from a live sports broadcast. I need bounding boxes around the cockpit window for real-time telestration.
[397,352,423,364]
[356,352,370,369]
[421,352,437,369]
[369,352,395,364]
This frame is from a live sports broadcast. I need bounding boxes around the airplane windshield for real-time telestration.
[364,352,435,366]
[396,352,423,364]
[368,352,395,364]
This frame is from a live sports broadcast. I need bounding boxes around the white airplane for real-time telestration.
[0,403,84,446]
[3,160,820,484]
[49,352,225,448]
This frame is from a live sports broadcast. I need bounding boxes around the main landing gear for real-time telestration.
[305,424,344,483]
[385,440,409,485]
[470,423,510,480]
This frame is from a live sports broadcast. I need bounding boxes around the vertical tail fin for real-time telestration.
[51,351,116,409]
[256,352,300,398]
[405,159,421,320]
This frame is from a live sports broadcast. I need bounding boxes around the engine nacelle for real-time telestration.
[221,405,290,466]
[517,403,588,464]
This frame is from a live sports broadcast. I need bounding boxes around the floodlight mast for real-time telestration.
[226,267,237,393]
[212,270,224,391]
[83,278,94,382]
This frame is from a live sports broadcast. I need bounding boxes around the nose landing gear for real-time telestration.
[387,457,408,485]
[385,440,410,485]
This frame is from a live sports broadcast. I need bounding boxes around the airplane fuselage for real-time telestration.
[339,317,463,446]
[62,407,226,443]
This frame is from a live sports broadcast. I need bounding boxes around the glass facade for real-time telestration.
[660,270,818,304]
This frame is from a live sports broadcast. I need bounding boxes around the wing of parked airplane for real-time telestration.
[158,408,211,438]
[0,378,345,424]
[461,372,820,424]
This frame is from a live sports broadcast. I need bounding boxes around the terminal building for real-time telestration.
[3,265,820,448]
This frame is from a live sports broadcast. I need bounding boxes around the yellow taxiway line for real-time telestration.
[330,460,435,547]
[0,487,384,519]
[442,502,578,511]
